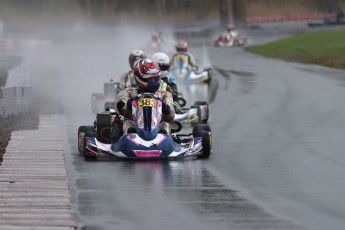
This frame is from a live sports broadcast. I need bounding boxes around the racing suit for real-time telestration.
[221,30,240,46]
[119,70,137,89]
[112,83,175,140]
[161,73,178,101]
[170,51,197,71]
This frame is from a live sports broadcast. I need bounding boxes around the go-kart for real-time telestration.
[213,36,247,47]
[91,80,122,114]
[170,54,212,84]
[78,93,212,160]
[174,101,209,125]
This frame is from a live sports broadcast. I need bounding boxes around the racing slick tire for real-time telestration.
[193,101,209,124]
[193,124,212,157]
[96,111,112,144]
[78,126,96,160]
[193,124,212,133]
[176,97,187,107]
[192,129,212,159]
[203,68,213,84]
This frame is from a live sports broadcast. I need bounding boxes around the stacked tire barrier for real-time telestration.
[0,55,32,118]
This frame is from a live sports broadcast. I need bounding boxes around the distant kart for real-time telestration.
[78,93,212,160]
[90,80,122,114]
[213,36,247,47]
[170,54,212,84]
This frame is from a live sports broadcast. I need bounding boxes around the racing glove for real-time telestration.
[162,102,171,115]
[112,113,125,125]
[172,92,178,101]
[126,98,133,112]
[121,98,133,118]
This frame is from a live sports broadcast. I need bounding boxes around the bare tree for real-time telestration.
[232,0,247,27]
[219,0,230,26]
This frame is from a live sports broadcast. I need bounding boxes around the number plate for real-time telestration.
[137,98,157,110]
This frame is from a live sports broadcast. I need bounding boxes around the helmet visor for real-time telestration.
[159,64,169,72]
[146,76,160,83]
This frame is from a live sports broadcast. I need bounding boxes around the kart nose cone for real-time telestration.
[133,150,162,158]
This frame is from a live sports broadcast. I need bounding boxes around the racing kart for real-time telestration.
[91,80,122,114]
[78,93,212,160]
[170,54,212,84]
[213,36,247,47]
[174,101,209,125]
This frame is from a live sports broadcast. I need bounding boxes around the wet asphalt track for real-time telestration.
[57,27,345,230]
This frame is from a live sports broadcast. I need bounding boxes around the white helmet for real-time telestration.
[152,52,170,77]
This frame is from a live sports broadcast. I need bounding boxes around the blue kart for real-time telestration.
[78,93,212,160]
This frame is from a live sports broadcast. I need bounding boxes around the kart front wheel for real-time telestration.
[193,130,212,159]
[78,126,94,154]
[78,126,96,160]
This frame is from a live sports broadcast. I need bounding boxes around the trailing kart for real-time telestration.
[174,101,209,125]
[213,36,247,47]
[170,54,212,84]
[174,92,187,107]
[78,93,212,160]
[90,80,122,114]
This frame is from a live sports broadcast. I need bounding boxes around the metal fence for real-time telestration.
[0,57,32,118]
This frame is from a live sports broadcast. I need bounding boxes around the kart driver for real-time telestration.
[112,58,175,141]
[152,52,179,101]
[148,31,162,52]
[221,23,239,42]
[119,49,147,89]
[170,40,199,72]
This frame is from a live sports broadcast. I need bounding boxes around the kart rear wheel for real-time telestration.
[193,130,212,159]
[193,124,212,153]
[78,126,96,160]
[96,112,112,144]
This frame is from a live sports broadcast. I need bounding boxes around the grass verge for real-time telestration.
[245,30,345,70]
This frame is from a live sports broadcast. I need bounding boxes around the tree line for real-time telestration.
[0,0,343,28]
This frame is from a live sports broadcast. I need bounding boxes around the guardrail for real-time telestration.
[0,86,32,118]
[0,36,48,118]
[0,37,52,55]
[0,63,32,118]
